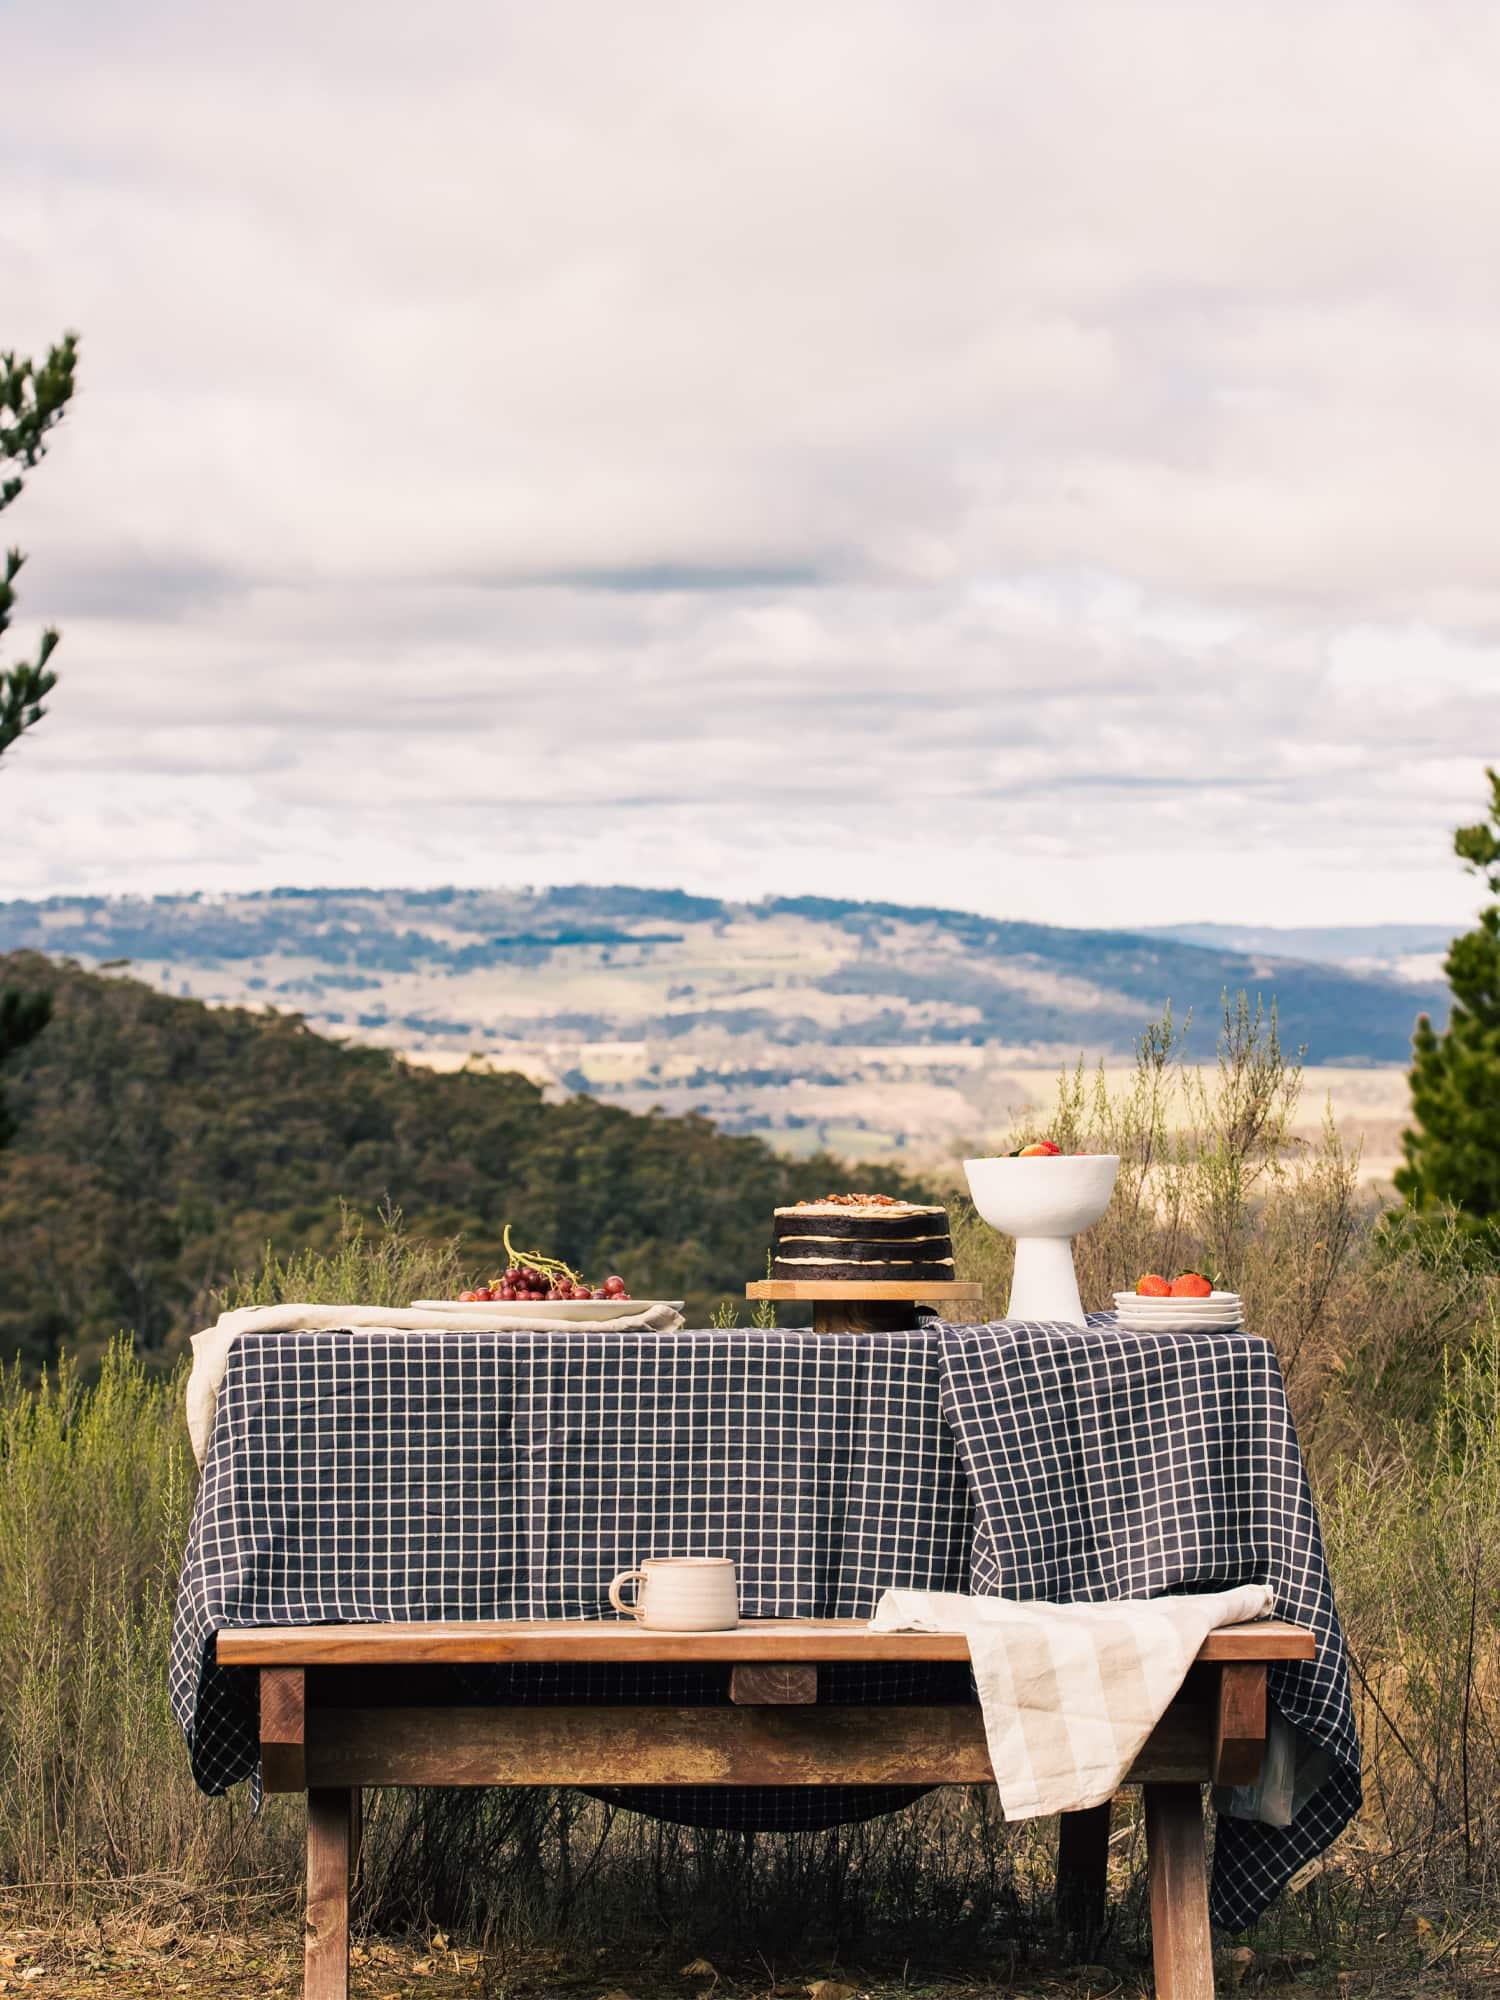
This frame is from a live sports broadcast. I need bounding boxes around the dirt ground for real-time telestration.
[2,1916,1498,2000]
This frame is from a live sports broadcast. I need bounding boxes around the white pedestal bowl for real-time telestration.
[963,1153,1120,1327]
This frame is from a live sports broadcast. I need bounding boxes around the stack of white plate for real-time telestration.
[1112,1289,1244,1332]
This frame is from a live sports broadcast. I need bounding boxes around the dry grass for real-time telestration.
[2,1900,1498,1999]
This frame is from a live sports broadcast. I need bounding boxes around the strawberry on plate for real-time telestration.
[1170,1272,1213,1298]
[1135,1273,1172,1297]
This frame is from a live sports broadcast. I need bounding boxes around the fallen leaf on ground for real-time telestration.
[1217,1946,1255,1988]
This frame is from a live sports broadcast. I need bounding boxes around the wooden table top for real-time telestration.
[218,1615,1316,1668]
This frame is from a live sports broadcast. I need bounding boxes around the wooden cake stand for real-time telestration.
[745,1279,984,1334]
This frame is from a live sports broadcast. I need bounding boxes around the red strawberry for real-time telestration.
[1136,1273,1171,1297]
[1171,1272,1213,1298]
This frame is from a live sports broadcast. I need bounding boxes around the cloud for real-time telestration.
[2,0,1498,923]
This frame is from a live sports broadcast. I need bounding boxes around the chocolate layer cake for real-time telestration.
[772,1194,954,1284]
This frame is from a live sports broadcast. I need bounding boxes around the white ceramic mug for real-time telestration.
[607,1557,739,1632]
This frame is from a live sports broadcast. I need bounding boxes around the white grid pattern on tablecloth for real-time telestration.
[170,1326,975,1831]
[934,1315,1361,1931]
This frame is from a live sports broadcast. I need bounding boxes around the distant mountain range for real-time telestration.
[0,886,1446,1164]
[1147,922,1455,985]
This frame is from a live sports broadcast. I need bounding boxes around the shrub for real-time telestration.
[0,1338,301,1909]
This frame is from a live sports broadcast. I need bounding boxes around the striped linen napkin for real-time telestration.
[872,1582,1274,1817]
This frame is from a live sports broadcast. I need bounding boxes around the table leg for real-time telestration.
[1213,1663,1268,1787]
[349,1787,364,1915]
[1144,1783,1214,2000]
[306,1787,352,2000]
[1056,1799,1111,1954]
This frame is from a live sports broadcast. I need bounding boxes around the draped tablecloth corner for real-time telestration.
[931,1315,1361,1930]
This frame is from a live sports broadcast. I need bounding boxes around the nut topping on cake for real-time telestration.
[796,1192,903,1206]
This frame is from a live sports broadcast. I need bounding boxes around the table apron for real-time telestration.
[257,1660,1264,1790]
[276,1697,1226,1790]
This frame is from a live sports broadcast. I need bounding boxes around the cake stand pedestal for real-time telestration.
[745,1279,984,1335]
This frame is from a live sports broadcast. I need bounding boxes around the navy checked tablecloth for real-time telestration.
[170,1317,1360,1929]
[933,1316,1361,1930]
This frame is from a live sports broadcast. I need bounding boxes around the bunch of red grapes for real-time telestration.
[459,1267,631,1304]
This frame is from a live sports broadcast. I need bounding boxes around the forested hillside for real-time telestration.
[0,953,925,1371]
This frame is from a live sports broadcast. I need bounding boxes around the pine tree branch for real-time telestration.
[0,335,79,513]
[1454,767,1500,897]
[0,333,79,761]
[0,632,60,755]
[1402,767,1500,1224]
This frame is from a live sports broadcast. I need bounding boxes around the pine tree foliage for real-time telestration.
[1396,767,1500,1224]
[1,333,79,758]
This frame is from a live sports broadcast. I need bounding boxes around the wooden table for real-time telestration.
[219,1616,1315,2000]
[745,1278,985,1334]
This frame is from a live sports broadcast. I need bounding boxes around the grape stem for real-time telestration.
[501,1222,581,1285]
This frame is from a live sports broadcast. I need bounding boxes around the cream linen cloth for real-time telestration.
[186,1300,686,1465]
[872,1582,1275,1818]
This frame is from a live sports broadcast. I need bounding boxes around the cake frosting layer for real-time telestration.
[773,1233,953,1263]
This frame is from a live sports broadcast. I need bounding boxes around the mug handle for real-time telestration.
[608,1568,648,1619]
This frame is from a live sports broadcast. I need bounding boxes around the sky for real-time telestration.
[4,0,1499,928]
